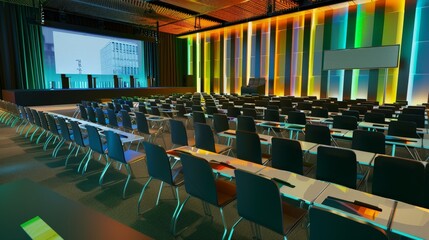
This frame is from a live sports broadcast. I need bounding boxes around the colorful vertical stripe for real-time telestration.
[180,0,428,105]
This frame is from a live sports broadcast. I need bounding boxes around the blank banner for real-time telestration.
[323,45,400,70]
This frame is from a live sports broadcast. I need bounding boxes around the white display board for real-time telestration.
[323,45,400,70]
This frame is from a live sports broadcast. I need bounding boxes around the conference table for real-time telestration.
[48,112,145,146]
[167,145,429,239]
[344,129,425,160]
[390,201,429,239]
[256,120,350,139]
[217,129,318,152]
[313,183,397,231]
[358,121,428,134]
[0,179,151,240]
[257,167,329,205]
[167,146,265,178]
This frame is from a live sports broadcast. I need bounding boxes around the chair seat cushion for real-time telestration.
[214,143,231,154]
[171,166,185,186]
[123,150,145,164]
[262,153,272,165]
[215,179,237,207]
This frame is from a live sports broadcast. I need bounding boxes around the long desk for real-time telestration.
[0,179,151,240]
[167,146,265,178]
[359,121,428,134]
[342,130,423,159]
[313,183,397,231]
[258,167,329,205]
[256,121,350,139]
[49,112,144,144]
[390,201,429,239]
[167,146,429,238]
[217,129,318,152]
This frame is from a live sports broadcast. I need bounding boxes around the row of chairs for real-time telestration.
[139,139,390,239]
[1,101,146,199]
[0,101,408,239]
[78,105,164,148]
[170,112,429,207]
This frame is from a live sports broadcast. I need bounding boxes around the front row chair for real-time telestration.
[78,125,108,175]
[102,131,146,198]
[173,153,237,239]
[137,142,184,232]
[229,169,307,240]
[372,155,425,207]
[308,206,388,240]
[65,120,89,167]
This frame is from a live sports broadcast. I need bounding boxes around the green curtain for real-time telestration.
[0,2,45,91]
[143,40,159,86]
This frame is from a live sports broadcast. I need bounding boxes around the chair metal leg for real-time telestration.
[202,201,213,218]
[65,144,77,167]
[74,145,81,157]
[25,125,34,138]
[156,181,165,206]
[30,127,40,141]
[391,145,396,156]
[43,134,53,151]
[19,122,28,135]
[170,187,182,232]
[137,177,153,214]
[219,207,228,240]
[78,149,92,173]
[99,160,112,185]
[228,217,243,240]
[83,152,99,174]
[36,129,46,144]
[53,139,65,158]
[172,195,191,235]
[255,223,262,240]
[122,164,132,199]
[15,120,25,133]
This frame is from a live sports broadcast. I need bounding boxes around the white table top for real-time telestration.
[167,146,265,178]
[313,184,397,230]
[218,130,317,152]
[258,167,329,204]
[129,112,170,122]
[385,135,423,148]
[359,121,428,134]
[423,139,429,150]
[330,128,351,138]
[49,112,144,144]
[390,201,429,239]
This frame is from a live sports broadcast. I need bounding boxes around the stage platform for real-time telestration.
[2,87,195,106]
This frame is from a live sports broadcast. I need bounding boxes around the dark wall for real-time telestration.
[2,87,195,106]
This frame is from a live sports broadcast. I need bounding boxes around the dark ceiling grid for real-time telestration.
[1,0,352,34]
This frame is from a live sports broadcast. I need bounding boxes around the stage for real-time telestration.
[2,87,195,106]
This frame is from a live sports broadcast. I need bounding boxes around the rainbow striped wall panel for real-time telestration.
[182,0,429,104]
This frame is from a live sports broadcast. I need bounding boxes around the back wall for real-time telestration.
[181,0,429,105]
